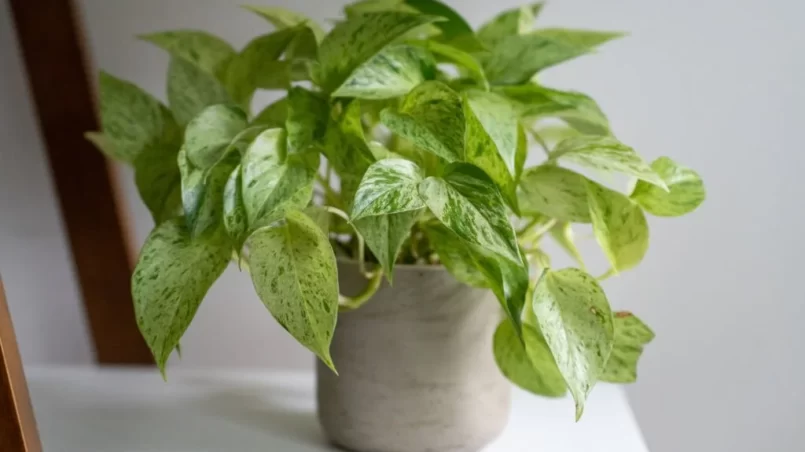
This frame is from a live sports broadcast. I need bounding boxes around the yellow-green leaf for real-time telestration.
[351,159,425,220]
[477,3,544,48]
[183,105,248,169]
[354,211,421,282]
[498,84,610,135]
[403,0,484,52]
[332,44,431,99]
[518,165,591,222]
[601,312,655,383]
[586,180,649,272]
[631,157,705,217]
[167,57,233,126]
[286,87,329,154]
[139,30,235,77]
[322,100,375,207]
[243,5,326,42]
[494,317,566,397]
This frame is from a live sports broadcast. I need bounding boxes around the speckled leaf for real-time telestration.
[248,210,339,371]
[601,312,655,383]
[402,0,484,51]
[477,3,544,48]
[586,180,649,272]
[518,165,591,222]
[494,317,566,397]
[251,97,288,128]
[286,87,329,154]
[533,28,626,49]
[381,81,464,162]
[132,218,231,374]
[97,72,166,163]
[315,12,441,93]
[424,223,488,288]
[223,164,248,254]
[498,84,610,135]
[184,105,247,169]
[414,40,488,90]
[351,159,425,220]
[354,210,420,281]
[140,30,234,76]
[178,149,238,237]
[631,157,705,217]
[419,163,521,264]
[134,141,183,224]
[243,5,325,42]
[480,34,592,85]
[332,45,430,100]
[549,222,586,269]
[531,268,614,420]
[241,129,315,229]
[552,136,667,189]
[167,57,233,126]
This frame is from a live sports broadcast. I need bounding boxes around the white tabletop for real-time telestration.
[26,366,647,452]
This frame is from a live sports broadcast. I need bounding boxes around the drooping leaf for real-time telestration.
[241,129,315,228]
[315,12,441,93]
[183,105,248,169]
[551,136,667,189]
[354,210,420,281]
[248,210,339,370]
[424,223,488,288]
[351,159,425,220]
[286,87,329,154]
[251,97,288,128]
[134,141,183,224]
[498,84,610,135]
[480,34,593,85]
[332,45,431,99]
[243,5,326,42]
[533,28,626,48]
[549,221,586,269]
[402,0,484,51]
[413,40,488,90]
[494,317,566,397]
[586,180,649,272]
[381,81,464,162]
[531,268,615,420]
[631,157,706,217]
[223,164,248,254]
[518,165,591,222]
[167,57,233,126]
[601,312,655,383]
[132,218,231,374]
[322,100,375,207]
[178,150,238,237]
[419,163,521,264]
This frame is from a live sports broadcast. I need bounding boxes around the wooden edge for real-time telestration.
[0,279,42,452]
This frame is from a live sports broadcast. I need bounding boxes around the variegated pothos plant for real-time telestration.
[87,1,705,420]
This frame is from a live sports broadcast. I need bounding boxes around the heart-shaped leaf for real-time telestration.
[498,84,610,135]
[531,268,614,420]
[354,211,420,281]
[132,218,231,374]
[601,312,655,383]
[518,165,591,222]
[351,159,425,220]
[631,157,705,217]
[184,105,248,169]
[480,34,592,85]
[248,210,339,371]
[586,180,649,272]
[477,3,544,48]
[286,87,329,154]
[178,150,238,237]
[243,5,326,42]
[167,57,233,126]
[332,45,431,99]
[494,317,566,397]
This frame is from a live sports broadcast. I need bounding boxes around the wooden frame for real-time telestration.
[9,0,151,364]
[0,280,42,452]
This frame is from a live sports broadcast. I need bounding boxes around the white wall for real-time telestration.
[1,1,803,451]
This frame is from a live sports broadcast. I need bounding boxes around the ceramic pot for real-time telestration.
[316,261,510,452]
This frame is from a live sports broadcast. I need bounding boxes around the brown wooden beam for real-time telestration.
[0,279,42,452]
[8,0,152,364]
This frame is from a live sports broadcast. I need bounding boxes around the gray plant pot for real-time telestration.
[316,260,511,452]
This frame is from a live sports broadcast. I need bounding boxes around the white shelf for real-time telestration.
[26,366,647,451]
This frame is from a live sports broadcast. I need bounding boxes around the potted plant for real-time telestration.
[87,1,705,451]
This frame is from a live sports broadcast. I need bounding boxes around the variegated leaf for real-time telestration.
[178,149,237,237]
[251,97,288,128]
[132,218,231,374]
[424,223,488,288]
[243,5,326,42]
[332,45,431,100]
[134,141,183,225]
[494,317,566,397]
[351,159,425,220]
[354,210,420,281]
[286,87,329,154]
[518,165,591,222]
[248,210,339,371]
[586,180,649,272]
[413,40,488,90]
[241,129,315,228]
[552,136,667,189]
[418,163,521,264]
[631,157,705,217]
[167,57,233,126]
[533,28,626,48]
[531,268,614,420]
[381,81,464,162]
[601,312,655,383]
[139,30,235,77]
[402,0,484,51]
[480,34,592,85]
[183,105,248,169]
[315,12,441,93]
[322,100,375,207]
[498,84,610,135]
[223,164,248,254]
[477,3,544,48]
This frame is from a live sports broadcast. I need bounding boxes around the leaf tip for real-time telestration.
[575,403,584,422]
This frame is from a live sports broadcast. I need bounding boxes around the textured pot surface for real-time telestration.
[316,261,510,452]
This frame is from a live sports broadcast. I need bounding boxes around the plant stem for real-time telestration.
[339,270,384,312]
[324,206,375,278]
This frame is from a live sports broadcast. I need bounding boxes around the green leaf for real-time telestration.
[413,40,488,90]
[586,180,649,272]
[241,129,315,228]
[251,97,288,128]
[601,312,655,383]
[243,5,326,42]
[97,72,166,163]
[518,165,591,222]
[139,30,235,77]
[551,136,667,189]
[183,105,248,169]
[248,210,339,371]
[549,221,586,269]
[402,0,484,51]
[631,157,706,217]
[463,90,522,211]
[419,163,521,264]
[134,141,183,224]
[381,81,464,162]
[178,150,238,237]
[84,132,118,160]
[533,28,626,48]
[498,84,610,135]
[354,211,420,281]
[322,101,376,207]
[424,223,488,288]
[286,87,329,154]
[223,164,248,254]
[332,44,431,99]
[351,159,425,220]
[531,268,615,420]
[167,57,233,126]
[315,12,441,93]
[132,218,231,374]
[494,317,566,397]
[480,34,593,85]
[477,3,544,48]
